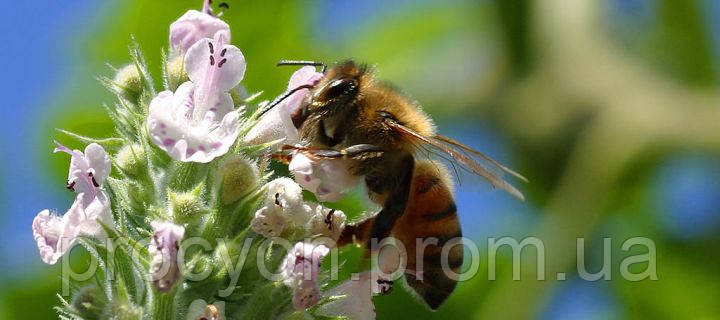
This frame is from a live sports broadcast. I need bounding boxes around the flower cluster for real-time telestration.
[33,1,390,319]
[250,177,346,241]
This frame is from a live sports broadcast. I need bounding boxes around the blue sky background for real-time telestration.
[0,0,106,273]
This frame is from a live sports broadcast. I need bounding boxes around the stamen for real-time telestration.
[220,48,227,57]
[210,55,215,66]
[208,42,214,54]
[88,172,100,187]
[274,193,282,207]
[66,180,76,191]
[218,58,227,68]
[324,209,335,229]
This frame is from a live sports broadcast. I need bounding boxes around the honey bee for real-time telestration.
[267,60,526,309]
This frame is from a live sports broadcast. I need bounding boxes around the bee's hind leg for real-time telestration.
[364,154,415,250]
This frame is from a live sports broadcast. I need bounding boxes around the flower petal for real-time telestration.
[293,281,320,310]
[83,143,111,186]
[54,142,109,202]
[243,67,323,146]
[316,272,376,320]
[251,207,285,238]
[32,191,111,265]
[243,106,290,145]
[169,10,230,55]
[185,35,245,96]
[149,221,185,292]
[289,154,358,202]
[32,209,67,265]
[148,84,240,163]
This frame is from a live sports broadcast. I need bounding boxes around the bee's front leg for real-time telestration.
[278,144,384,161]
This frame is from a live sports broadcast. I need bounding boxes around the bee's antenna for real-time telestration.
[257,84,315,118]
[277,60,327,73]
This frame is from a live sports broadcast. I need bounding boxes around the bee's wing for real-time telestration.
[433,134,528,182]
[386,120,526,201]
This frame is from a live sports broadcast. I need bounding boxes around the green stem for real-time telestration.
[152,286,177,320]
[168,162,205,191]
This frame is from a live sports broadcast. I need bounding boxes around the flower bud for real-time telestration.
[168,184,207,225]
[114,63,142,102]
[217,155,258,205]
[71,285,106,319]
[105,301,143,320]
[116,144,147,179]
[166,55,189,90]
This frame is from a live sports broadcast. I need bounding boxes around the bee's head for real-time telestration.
[309,60,368,111]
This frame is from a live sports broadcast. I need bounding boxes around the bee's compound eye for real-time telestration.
[321,78,358,102]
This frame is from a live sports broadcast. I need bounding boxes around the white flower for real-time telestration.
[54,142,111,205]
[186,299,225,320]
[316,272,376,320]
[264,177,305,215]
[250,206,285,238]
[244,66,323,145]
[149,221,185,292]
[32,192,112,265]
[251,178,311,238]
[279,242,330,310]
[316,269,397,320]
[306,205,346,242]
[169,0,230,57]
[289,153,359,202]
[148,32,246,163]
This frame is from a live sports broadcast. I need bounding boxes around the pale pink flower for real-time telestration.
[289,153,359,202]
[148,32,245,163]
[244,66,323,145]
[32,143,113,265]
[149,221,186,292]
[316,272,377,320]
[32,192,112,265]
[169,0,230,57]
[279,242,330,310]
[54,142,110,205]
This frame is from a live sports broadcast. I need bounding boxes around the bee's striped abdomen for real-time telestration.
[336,160,462,310]
[396,160,462,310]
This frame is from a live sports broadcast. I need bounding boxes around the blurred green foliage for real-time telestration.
[13,0,720,319]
